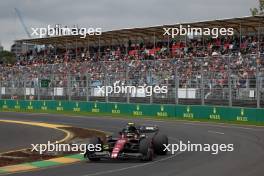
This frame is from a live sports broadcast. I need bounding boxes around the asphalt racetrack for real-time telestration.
[0,112,264,176]
[0,119,65,153]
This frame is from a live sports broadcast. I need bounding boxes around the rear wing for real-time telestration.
[138,126,159,133]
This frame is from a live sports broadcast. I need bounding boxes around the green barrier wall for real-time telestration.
[0,99,263,123]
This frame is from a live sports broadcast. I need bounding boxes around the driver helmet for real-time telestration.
[122,122,138,135]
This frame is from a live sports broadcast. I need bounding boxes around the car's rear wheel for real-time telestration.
[139,138,153,161]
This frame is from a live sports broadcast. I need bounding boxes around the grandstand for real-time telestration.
[1,16,264,107]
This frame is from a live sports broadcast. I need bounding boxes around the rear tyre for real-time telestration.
[139,138,153,161]
[85,137,101,161]
[153,133,168,155]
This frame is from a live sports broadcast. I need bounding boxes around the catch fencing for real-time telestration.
[0,56,263,108]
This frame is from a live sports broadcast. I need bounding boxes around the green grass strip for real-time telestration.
[0,154,85,173]
[29,160,61,168]
[64,154,84,160]
[0,169,6,174]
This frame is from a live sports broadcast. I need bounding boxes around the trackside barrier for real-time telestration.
[0,100,263,123]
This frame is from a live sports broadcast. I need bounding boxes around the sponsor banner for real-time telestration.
[0,100,262,123]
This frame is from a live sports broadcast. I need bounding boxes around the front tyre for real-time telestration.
[139,138,153,161]
[84,137,101,161]
[153,133,168,155]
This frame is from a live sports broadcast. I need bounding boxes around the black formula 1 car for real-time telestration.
[84,122,168,161]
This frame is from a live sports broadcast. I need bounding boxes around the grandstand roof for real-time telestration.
[17,15,264,47]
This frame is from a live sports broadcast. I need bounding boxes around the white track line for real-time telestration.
[81,136,182,176]
[82,152,183,176]
[208,130,225,135]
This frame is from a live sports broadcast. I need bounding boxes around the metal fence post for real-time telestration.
[104,65,109,103]
[149,69,153,104]
[51,73,55,100]
[126,64,130,103]
[257,24,261,108]
[228,56,232,107]
[86,73,90,102]
[67,74,71,101]
[24,80,26,100]
[201,58,205,105]
[37,76,40,100]
[174,68,179,104]
[0,80,2,100]
[11,73,14,99]
[256,58,260,108]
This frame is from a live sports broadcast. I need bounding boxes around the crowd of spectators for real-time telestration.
[0,35,264,94]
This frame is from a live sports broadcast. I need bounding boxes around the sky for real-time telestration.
[0,0,259,51]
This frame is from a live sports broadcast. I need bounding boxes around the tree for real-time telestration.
[0,51,16,65]
[250,0,264,16]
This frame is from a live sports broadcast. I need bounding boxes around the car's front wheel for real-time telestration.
[139,138,153,161]
[84,137,101,161]
[153,133,168,155]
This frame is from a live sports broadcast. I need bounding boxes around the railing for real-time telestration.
[0,56,263,108]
